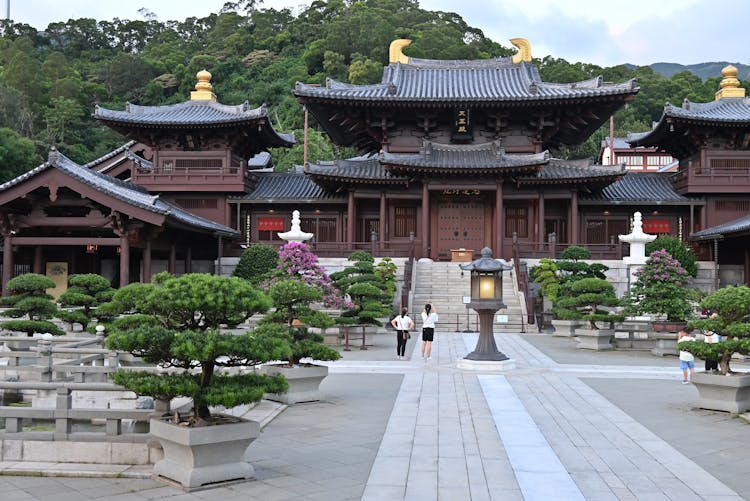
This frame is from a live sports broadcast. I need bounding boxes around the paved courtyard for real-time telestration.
[1,330,749,500]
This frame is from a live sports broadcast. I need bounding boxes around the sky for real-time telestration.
[6,0,750,67]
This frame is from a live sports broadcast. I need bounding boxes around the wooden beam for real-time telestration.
[11,237,120,246]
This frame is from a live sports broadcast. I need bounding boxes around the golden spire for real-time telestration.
[715,64,745,100]
[389,39,411,64]
[191,69,217,101]
[510,38,532,63]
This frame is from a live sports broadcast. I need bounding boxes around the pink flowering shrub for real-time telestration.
[264,242,345,308]
[624,249,696,321]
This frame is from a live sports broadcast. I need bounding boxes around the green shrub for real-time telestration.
[234,244,279,284]
[1,274,60,336]
[553,277,623,329]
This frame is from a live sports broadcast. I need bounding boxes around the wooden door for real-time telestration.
[435,202,485,260]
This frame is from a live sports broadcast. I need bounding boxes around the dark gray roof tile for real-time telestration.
[381,142,548,170]
[691,214,750,240]
[296,59,637,103]
[579,172,691,203]
[234,172,346,202]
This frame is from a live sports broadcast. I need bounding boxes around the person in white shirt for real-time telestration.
[390,308,414,360]
[678,326,696,384]
[420,303,438,360]
[704,312,720,372]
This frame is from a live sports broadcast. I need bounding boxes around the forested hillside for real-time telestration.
[0,0,741,182]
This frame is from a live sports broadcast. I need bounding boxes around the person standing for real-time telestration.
[704,313,721,372]
[420,303,438,360]
[390,308,414,360]
[678,326,696,384]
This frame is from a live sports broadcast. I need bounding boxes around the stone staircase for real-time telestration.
[410,260,527,333]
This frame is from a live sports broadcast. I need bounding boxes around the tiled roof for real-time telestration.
[96,100,265,126]
[233,172,346,202]
[306,157,410,184]
[0,148,237,237]
[518,159,625,183]
[691,214,750,240]
[579,172,692,203]
[82,141,137,169]
[629,98,750,147]
[381,142,548,172]
[296,59,638,103]
[94,100,295,146]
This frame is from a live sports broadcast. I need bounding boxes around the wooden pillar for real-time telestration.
[119,234,130,288]
[537,192,545,251]
[379,192,386,251]
[570,192,579,246]
[168,243,176,275]
[421,182,430,258]
[347,191,356,249]
[2,235,12,297]
[185,247,193,274]
[33,247,43,274]
[142,240,152,283]
[495,182,504,259]
[700,203,707,231]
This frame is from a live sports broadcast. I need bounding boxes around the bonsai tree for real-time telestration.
[682,285,750,375]
[57,273,116,330]
[374,257,398,306]
[1,273,64,336]
[624,249,696,322]
[553,277,623,329]
[552,245,610,322]
[646,235,698,278]
[258,279,340,366]
[530,258,560,302]
[556,245,608,284]
[233,243,279,285]
[331,251,393,331]
[105,273,290,424]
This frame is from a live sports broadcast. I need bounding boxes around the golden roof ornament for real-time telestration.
[510,38,532,64]
[715,64,745,100]
[191,69,217,101]
[389,39,412,64]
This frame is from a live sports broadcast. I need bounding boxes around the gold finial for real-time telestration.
[389,39,411,64]
[510,38,532,63]
[715,64,745,100]
[191,69,217,101]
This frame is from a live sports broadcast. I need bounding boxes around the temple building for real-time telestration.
[0,71,293,294]
[630,64,750,283]
[2,39,747,294]
[240,39,697,261]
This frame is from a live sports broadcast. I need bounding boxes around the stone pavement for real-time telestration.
[1,330,750,500]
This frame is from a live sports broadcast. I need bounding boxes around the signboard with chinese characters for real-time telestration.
[642,219,670,234]
[258,216,285,231]
[452,108,472,140]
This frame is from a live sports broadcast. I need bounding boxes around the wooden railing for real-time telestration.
[512,236,535,326]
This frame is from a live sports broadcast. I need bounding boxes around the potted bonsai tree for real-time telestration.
[625,249,696,332]
[549,246,608,337]
[1,273,64,337]
[680,285,750,412]
[331,251,394,348]
[553,277,623,350]
[258,279,340,404]
[104,273,291,489]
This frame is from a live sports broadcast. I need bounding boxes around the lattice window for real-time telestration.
[175,199,218,209]
[715,200,750,211]
[505,206,528,238]
[394,207,417,238]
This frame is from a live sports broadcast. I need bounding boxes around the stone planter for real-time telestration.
[650,332,678,357]
[690,372,750,413]
[150,416,258,489]
[575,328,614,350]
[262,363,329,404]
[550,319,583,337]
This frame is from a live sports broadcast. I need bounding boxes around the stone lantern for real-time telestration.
[458,247,515,368]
